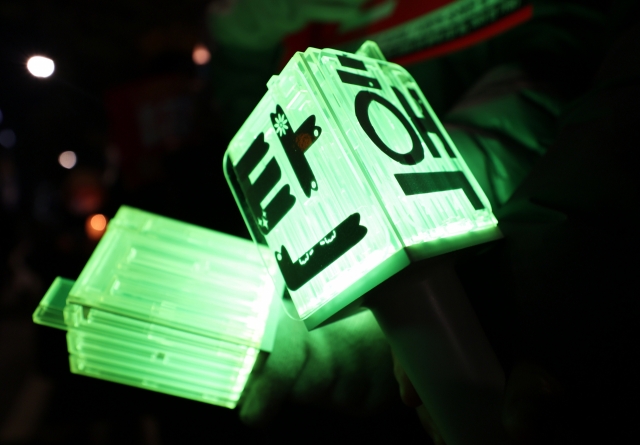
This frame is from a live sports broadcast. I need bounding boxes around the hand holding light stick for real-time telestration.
[32,40,509,442]
[225,41,507,444]
[366,256,506,444]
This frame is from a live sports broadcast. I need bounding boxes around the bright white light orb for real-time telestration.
[59,151,77,169]
[27,56,55,78]
[192,44,211,65]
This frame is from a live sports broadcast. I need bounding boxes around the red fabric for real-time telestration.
[317,0,455,46]
[391,5,534,66]
[280,1,533,69]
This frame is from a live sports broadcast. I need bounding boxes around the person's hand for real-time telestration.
[392,353,564,444]
[238,301,397,426]
[208,0,369,51]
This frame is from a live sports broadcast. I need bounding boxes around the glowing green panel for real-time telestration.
[32,276,73,330]
[225,42,500,328]
[71,206,280,347]
[32,206,282,408]
[64,303,257,407]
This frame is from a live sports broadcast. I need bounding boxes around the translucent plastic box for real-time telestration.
[224,41,501,328]
[33,206,283,408]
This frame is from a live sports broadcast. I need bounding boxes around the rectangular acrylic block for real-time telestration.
[224,41,501,328]
[33,206,283,408]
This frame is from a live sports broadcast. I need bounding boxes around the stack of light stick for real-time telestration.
[224,41,507,444]
[33,206,283,408]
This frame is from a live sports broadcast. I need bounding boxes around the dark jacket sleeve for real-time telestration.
[452,17,640,443]
[429,4,639,441]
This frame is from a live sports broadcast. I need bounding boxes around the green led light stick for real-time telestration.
[225,41,507,444]
[33,206,283,408]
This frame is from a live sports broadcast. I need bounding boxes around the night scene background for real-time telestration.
[0,1,424,443]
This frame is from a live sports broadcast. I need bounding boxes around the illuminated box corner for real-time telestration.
[33,206,284,408]
[224,40,501,329]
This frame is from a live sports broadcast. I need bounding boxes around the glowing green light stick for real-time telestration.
[225,41,506,444]
[33,206,283,408]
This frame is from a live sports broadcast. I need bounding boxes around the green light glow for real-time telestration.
[33,206,283,408]
[225,41,500,328]
[32,276,73,331]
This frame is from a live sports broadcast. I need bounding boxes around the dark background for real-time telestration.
[0,1,425,443]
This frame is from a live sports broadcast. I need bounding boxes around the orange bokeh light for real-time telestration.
[192,44,211,65]
[86,214,107,240]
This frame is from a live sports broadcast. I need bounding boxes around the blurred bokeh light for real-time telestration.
[0,129,16,148]
[26,56,55,78]
[86,213,108,240]
[192,43,210,65]
[58,151,77,169]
